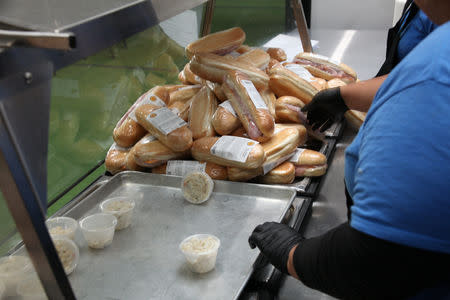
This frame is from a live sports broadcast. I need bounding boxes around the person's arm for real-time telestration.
[250,222,450,300]
[301,75,388,131]
[340,74,388,112]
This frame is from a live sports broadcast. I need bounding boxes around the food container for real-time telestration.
[79,213,117,249]
[181,172,214,204]
[0,255,32,296]
[52,237,79,275]
[46,216,78,240]
[100,197,135,230]
[179,234,220,273]
[16,275,47,300]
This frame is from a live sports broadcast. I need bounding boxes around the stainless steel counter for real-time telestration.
[277,28,387,299]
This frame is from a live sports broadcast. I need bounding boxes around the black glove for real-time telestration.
[301,87,349,132]
[248,222,303,274]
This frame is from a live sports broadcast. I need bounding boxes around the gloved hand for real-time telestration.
[301,87,349,132]
[249,222,303,274]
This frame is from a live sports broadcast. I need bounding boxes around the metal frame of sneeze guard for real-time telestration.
[0,0,208,298]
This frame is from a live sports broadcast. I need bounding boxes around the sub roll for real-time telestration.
[266,48,287,62]
[212,100,242,135]
[113,86,168,148]
[293,52,357,83]
[186,27,246,59]
[188,86,217,139]
[289,148,328,177]
[133,134,190,167]
[260,162,295,184]
[190,53,269,89]
[191,136,265,169]
[235,48,271,70]
[135,105,193,152]
[222,70,275,142]
[269,65,319,104]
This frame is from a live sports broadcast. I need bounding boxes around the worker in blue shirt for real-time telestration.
[248,1,450,299]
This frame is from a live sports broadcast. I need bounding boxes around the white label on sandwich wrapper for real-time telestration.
[146,107,187,135]
[210,136,259,163]
[289,148,307,163]
[241,79,268,110]
[128,92,166,122]
[166,161,206,177]
[219,100,237,117]
[262,153,296,175]
[309,53,340,66]
[284,64,314,82]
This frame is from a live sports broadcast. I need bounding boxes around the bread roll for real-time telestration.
[191,136,265,169]
[135,105,193,152]
[260,162,295,184]
[266,48,287,62]
[188,86,217,139]
[168,85,201,106]
[212,100,241,135]
[152,161,228,180]
[235,48,271,69]
[186,27,246,59]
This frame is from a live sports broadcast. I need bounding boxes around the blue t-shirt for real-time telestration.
[345,21,450,254]
[397,10,437,61]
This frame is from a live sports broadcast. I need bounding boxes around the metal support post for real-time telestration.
[291,0,313,53]
[201,0,215,37]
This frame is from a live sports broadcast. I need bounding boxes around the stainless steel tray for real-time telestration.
[63,171,296,300]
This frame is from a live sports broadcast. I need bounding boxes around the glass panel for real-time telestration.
[47,24,189,202]
[211,0,287,46]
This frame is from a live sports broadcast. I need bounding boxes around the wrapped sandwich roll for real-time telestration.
[269,65,319,104]
[260,162,295,184]
[186,27,246,59]
[236,44,252,54]
[206,81,227,102]
[222,70,274,142]
[293,52,357,83]
[183,63,206,85]
[235,48,271,70]
[289,148,328,177]
[168,98,193,122]
[133,134,190,167]
[265,59,282,74]
[188,86,217,139]
[259,88,277,118]
[212,100,241,135]
[152,160,228,180]
[135,105,193,152]
[274,123,307,144]
[326,78,347,89]
[266,47,287,62]
[105,143,129,174]
[275,96,307,124]
[191,136,265,169]
[282,62,327,90]
[190,53,269,89]
[125,146,145,171]
[113,86,168,148]
[227,127,302,181]
[168,85,201,106]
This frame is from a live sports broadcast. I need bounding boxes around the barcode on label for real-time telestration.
[289,148,306,163]
[263,153,295,175]
[241,80,268,110]
[210,136,259,163]
[129,92,166,122]
[285,64,314,82]
[166,161,206,177]
[219,100,237,117]
[146,107,187,135]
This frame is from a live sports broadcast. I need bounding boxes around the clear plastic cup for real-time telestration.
[100,197,135,230]
[0,255,32,296]
[181,172,214,204]
[46,217,78,240]
[179,234,220,274]
[16,275,47,300]
[52,237,79,275]
[79,213,117,249]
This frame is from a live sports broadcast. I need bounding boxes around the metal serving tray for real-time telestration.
[62,171,296,300]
